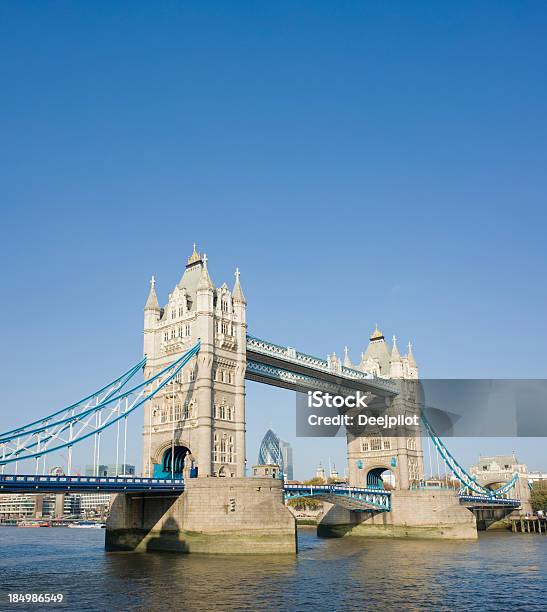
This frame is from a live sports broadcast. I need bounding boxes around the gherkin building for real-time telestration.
[258,429,284,473]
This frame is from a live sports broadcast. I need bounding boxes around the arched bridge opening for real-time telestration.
[366,467,395,490]
[154,445,196,479]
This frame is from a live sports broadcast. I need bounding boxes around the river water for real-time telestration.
[0,526,545,611]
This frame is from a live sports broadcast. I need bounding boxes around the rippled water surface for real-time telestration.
[0,526,546,611]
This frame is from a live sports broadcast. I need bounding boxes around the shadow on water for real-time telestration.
[105,533,299,611]
[1,527,546,611]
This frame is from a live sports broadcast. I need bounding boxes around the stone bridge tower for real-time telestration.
[343,326,424,490]
[142,245,247,478]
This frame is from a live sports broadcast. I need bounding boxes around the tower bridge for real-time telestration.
[0,246,530,553]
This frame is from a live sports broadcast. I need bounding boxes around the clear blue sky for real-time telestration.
[1,2,546,479]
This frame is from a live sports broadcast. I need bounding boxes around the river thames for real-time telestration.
[0,527,545,611]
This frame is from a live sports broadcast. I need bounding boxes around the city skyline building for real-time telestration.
[0,492,110,520]
[279,439,294,481]
[84,464,135,477]
[315,462,326,482]
[257,429,294,481]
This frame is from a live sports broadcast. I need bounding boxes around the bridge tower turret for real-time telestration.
[389,336,403,379]
[195,255,215,476]
[346,326,424,491]
[405,342,418,379]
[142,245,247,479]
[232,268,247,478]
[144,275,161,358]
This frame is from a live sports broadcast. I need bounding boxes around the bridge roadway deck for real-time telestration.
[0,475,522,510]
[0,474,185,493]
[459,494,521,508]
[284,483,392,511]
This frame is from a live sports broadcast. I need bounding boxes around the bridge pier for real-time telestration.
[105,477,296,554]
[318,490,477,540]
[469,506,515,530]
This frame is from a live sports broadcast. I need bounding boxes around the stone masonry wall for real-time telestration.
[319,489,477,540]
[106,477,297,554]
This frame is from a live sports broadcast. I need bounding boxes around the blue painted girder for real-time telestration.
[0,474,185,494]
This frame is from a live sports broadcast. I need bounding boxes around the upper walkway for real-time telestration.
[246,335,398,396]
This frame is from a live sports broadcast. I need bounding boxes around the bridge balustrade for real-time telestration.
[0,474,185,492]
[246,335,398,393]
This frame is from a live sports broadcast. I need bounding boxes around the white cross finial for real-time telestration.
[150,275,156,289]
[408,341,413,353]
[392,335,397,346]
[203,253,208,267]
[235,267,240,281]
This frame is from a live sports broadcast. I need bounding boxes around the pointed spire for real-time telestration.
[232,267,246,303]
[370,324,384,341]
[144,275,160,311]
[407,341,416,366]
[391,335,401,362]
[197,253,214,290]
[186,242,203,267]
[343,346,352,368]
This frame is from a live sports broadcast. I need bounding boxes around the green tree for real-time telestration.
[303,477,326,485]
[530,487,547,512]
[287,497,322,510]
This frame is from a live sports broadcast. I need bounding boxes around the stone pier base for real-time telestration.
[318,490,477,540]
[105,477,296,554]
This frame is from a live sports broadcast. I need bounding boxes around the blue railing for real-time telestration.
[459,494,521,507]
[0,474,185,493]
[284,483,391,511]
[246,335,398,393]
[0,341,201,466]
